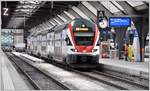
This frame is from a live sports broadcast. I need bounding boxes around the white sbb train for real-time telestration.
[27,18,100,68]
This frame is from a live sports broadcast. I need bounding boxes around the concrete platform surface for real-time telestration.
[13,52,149,79]
[0,51,30,90]
[12,52,44,63]
[99,58,149,79]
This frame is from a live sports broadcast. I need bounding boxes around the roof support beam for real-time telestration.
[57,15,67,22]
[72,6,90,20]
[53,18,61,25]
[81,1,97,16]
[49,20,56,26]
[63,11,75,20]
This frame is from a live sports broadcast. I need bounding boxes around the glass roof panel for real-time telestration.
[49,21,55,26]
[53,18,61,25]
[100,1,120,13]
[24,5,34,8]
[57,15,67,22]
[127,1,144,7]
[72,6,90,20]
[111,1,124,11]
[81,1,97,16]
[27,1,41,4]
[63,11,75,20]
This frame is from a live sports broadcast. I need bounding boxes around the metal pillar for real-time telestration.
[114,27,128,59]
[24,30,30,49]
[0,2,1,51]
[132,16,149,62]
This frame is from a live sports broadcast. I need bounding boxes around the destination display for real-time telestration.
[109,17,131,27]
[76,28,89,31]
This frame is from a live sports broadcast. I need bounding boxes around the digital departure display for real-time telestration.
[109,17,131,27]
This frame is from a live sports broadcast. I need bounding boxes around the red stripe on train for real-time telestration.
[68,23,77,49]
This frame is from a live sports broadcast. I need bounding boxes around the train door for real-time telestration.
[47,33,51,57]
[50,32,55,58]
[37,35,41,55]
[41,35,47,57]
[62,29,67,60]
[33,36,37,55]
[54,32,62,62]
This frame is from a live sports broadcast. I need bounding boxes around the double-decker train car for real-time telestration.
[27,18,100,68]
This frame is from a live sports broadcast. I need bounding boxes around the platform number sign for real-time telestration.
[3,8,9,16]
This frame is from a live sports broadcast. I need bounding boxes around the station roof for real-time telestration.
[2,1,79,30]
[1,1,149,33]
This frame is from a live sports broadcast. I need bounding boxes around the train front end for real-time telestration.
[66,18,100,68]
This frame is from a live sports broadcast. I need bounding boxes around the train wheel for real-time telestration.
[31,51,33,55]
[64,58,71,71]
[37,53,41,59]
[47,57,51,63]
[47,55,52,63]
[50,57,54,64]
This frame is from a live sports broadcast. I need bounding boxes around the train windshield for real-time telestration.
[74,32,94,45]
[72,18,96,45]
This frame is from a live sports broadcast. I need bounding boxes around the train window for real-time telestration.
[75,36,94,45]
[52,40,54,46]
[42,41,47,46]
[48,40,50,45]
[65,36,72,45]
[41,46,46,51]
[34,46,37,50]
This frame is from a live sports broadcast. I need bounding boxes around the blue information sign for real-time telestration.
[109,17,131,27]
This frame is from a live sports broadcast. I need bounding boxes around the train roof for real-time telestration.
[28,18,95,37]
[53,23,68,33]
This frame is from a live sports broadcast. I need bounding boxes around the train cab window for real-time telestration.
[74,32,94,45]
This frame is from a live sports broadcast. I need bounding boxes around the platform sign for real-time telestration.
[109,17,131,27]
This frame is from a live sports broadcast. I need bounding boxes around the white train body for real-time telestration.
[27,18,100,68]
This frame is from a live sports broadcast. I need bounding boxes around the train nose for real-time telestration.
[76,46,93,52]
[83,50,87,53]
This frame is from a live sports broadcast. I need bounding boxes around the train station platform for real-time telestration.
[99,58,149,79]
[13,52,149,79]
[0,50,30,90]
[13,52,44,63]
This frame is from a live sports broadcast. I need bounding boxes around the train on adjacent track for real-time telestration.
[27,18,100,68]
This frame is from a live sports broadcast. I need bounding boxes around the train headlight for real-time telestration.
[71,49,77,52]
[92,49,98,52]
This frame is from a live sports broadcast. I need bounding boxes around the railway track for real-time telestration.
[97,68,149,86]
[79,70,149,90]
[50,58,149,90]
[6,52,70,90]
[94,70,149,88]
[9,52,149,90]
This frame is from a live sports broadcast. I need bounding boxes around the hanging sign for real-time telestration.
[109,17,131,27]
[3,8,9,16]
